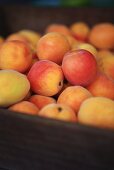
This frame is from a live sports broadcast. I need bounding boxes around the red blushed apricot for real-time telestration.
[45,24,72,36]
[6,33,34,50]
[6,33,29,43]
[29,95,56,109]
[62,49,97,86]
[27,60,64,96]
[57,86,92,114]
[9,101,39,115]
[0,40,32,73]
[36,32,70,64]
[87,73,114,100]
[70,22,90,41]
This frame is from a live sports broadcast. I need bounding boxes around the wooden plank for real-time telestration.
[0,109,114,170]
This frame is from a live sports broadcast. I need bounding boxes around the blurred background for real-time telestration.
[0,0,114,7]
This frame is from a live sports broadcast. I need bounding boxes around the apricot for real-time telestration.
[97,50,114,60]
[19,29,41,51]
[87,73,114,100]
[78,97,114,130]
[37,32,70,64]
[27,60,64,96]
[0,70,30,107]
[98,54,114,80]
[62,49,97,86]
[39,103,77,122]
[6,33,29,43]
[29,95,56,109]
[45,24,71,36]
[0,40,32,73]
[57,86,92,113]
[70,22,90,41]
[89,23,114,49]
[9,101,39,115]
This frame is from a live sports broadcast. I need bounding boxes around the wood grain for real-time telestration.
[0,109,114,170]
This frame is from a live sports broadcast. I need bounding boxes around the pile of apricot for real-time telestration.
[0,22,114,130]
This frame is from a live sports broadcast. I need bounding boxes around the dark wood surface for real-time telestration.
[0,6,114,170]
[0,109,114,170]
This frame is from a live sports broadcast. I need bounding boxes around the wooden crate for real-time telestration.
[0,6,114,170]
